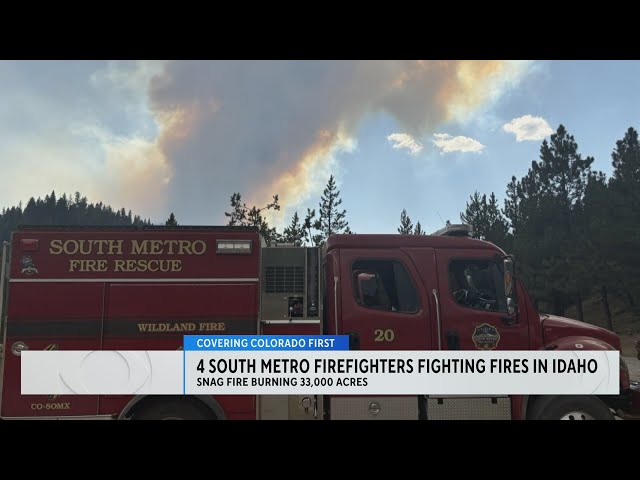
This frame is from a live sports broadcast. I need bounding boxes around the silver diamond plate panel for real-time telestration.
[427,396,511,420]
[330,396,419,420]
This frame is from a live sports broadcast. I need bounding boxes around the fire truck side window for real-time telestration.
[448,259,507,312]
[352,259,419,313]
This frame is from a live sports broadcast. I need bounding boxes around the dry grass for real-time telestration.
[620,336,639,359]
[564,292,639,357]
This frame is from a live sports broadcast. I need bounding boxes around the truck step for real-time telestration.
[616,410,640,420]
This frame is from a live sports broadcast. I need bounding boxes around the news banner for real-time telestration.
[21,335,619,396]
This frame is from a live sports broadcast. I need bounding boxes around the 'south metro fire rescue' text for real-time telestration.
[48,239,206,272]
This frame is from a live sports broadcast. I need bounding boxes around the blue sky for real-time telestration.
[337,60,640,233]
[0,60,638,235]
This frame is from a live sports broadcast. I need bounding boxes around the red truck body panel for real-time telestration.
[2,227,260,418]
[1,227,633,420]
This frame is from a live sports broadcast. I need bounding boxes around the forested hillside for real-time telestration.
[0,191,151,242]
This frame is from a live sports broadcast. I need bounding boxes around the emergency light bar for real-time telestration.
[431,223,473,237]
[216,239,252,254]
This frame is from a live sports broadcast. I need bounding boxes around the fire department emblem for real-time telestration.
[20,256,38,275]
[472,323,500,350]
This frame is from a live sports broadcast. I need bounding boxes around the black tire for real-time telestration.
[132,396,216,420]
[530,395,614,420]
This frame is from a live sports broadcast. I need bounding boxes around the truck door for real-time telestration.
[425,249,528,419]
[329,249,431,420]
[339,249,431,351]
[435,249,529,351]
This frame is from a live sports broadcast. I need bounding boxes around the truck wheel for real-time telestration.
[531,396,614,420]
[132,397,216,420]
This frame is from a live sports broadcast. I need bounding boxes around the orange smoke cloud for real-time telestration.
[144,60,531,226]
[254,129,356,226]
[256,60,530,225]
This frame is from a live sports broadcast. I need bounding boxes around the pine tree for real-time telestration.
[281,211,305,246]
[460,192,509,248]
[502,125,594,315]
[303,208,317,246]
[607,127,640,313]
[413,222,425,235]
[611,127,640,184]
[461,192,485,237]
[225,193,246,226]
[166,212,178,227]
[503,176,521,234]
[578,171,617,327]
[398,209,413,234]
[314,175,349,245]
[224,193,281,245]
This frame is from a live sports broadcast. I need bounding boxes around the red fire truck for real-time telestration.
[0,224,638,420]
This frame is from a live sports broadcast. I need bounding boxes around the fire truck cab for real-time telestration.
[0,224,638,420]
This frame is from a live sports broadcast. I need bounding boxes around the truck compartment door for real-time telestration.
[99,282,259,417]
[2,282,102,417]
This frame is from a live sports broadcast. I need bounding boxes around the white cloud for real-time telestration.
[0,61,171,222]
[503,114,553,141]
[432,133,484,154]
[387,133,423,155]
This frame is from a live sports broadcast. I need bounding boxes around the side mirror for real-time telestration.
[503,256,516,316]
[503,257,514,297]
